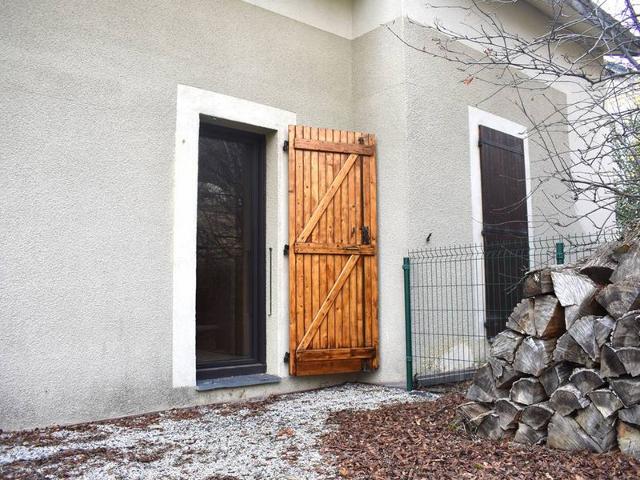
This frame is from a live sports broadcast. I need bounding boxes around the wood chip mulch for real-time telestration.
[321,392,640,479]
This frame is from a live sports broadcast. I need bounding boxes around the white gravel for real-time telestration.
[0,383,437,479]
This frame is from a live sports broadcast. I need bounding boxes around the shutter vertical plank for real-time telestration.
[288,125,377,375]
[288,126,298,375]
[310,126,320,349]
[362,138,372,347]
[303,126,312,344]
[318,127,328,349]
[295,125,305,362]
[340,129,350,347]
[369,133,379,368]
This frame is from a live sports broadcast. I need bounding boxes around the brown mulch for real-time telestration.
[321,391,640,479]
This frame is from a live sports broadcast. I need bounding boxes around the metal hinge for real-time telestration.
[362,226,370,245]
[283,244,289,256]
[283,352,290,364]
[283,140,289,152]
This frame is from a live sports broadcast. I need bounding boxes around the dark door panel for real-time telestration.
[196,123,266,380]
[479,126,529,338]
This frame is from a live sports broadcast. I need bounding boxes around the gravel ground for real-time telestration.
[0,383,436,480]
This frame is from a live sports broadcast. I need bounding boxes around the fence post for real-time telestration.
[555,241,565,265]
[403,257,414,391]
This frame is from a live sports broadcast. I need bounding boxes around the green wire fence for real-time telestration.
[403,233,616,390]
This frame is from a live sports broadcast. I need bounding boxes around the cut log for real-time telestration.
[476,412,511,440]
[513,337,556,376]
[578,242,618,284]
[513,422,546,445]
[568,315,600,361]
[520,401,554,429]
[610,242,640,284]
[547,412,601,452]
[616,347,640,377]
[466,363,506,403]
[600,344,627,378]
[575,403,617,452]
[506,299,536,336]
[587,388,624,418]
[596,281,640,319]
[490,330,524,363]
[569,368,605,395]
[594,315,615,348]
[458,401,492,430]
[533,295,565,339]
[549,383,589,415]
[564,305,580,329]
[488,357,522,389]
[495,398,524,430]
[553,332,594,367]
[609,377,640,406]
[510,377,547,405]
[611,310,640,348]
[618,421,640,460]
[551,270,597,308]
[523,268,554,298]
[540,363,573,396]
[619,405,640,427]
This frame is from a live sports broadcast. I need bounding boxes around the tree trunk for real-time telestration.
[539,363,573,396]
[466,363,505,403]
[609,378,640,407]
[587,388,624,418]
[600,344,627,378]
[495,398,524,429]
[523,268,554,298]
[616,347,640,377]
[513,422,547,445]
[549,383,589,415]
[596,281,640,319]
[569,368,605,395]
[551,270,596,309]
[575,403,617,452]
[611,311,640,348]
[488,357,522,390]
[506,299,536,336]
[553,332,594,367]
[547,412,601,452]
[533,295,565,339]
[568,315,600,361]
[594,315,616,348]
[617,421,640,460]
[520,401,554,429]
[510,377,547,405]
[619,405,640,426]
[490,330,524,363]
[513,337,556,376]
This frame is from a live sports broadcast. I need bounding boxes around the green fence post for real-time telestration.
[555,242,565,265]
[403,257,414,391]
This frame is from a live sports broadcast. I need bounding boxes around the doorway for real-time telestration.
[196,122,266,380]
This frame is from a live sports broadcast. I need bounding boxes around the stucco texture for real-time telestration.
[1,0,580,430]
[0,0,353,431]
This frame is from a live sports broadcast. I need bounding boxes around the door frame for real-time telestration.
[172,85,296,388]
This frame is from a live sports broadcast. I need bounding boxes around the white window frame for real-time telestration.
[172,85,295,387]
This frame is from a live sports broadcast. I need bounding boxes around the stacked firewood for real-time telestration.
[459,240,640,458]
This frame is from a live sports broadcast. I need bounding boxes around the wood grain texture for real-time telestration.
[288,126,378,375]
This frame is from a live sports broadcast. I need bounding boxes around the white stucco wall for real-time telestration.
[1,0,593,430]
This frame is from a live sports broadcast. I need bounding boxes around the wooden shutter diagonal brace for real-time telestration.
[296,153,359,244]
[296,254,359,352]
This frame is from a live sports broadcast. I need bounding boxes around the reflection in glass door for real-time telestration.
[196,122,265,380]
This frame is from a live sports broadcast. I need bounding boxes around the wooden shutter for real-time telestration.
[288,126,378,376]
[478,125,529,338]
